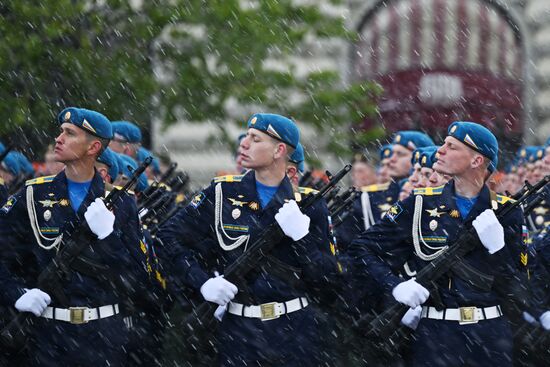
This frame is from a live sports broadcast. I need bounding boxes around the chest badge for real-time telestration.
[39,199,58,208]
[59,199,70,207]
[228,198,248,207]
[248,201,259,211]
[232,208,241,219]
[429,219,438,231]
[426,208,445,218]
[534,207,548,215]
[43,210,52,221]
[536,215,545,226]
[450,210,460,219]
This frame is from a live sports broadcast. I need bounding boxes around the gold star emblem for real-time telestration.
[38,199,58,208]
[426,208,445,218]
[248,201,259,211]
[450,210,460,218]
[534,206,549,215]
[228,198,248,207]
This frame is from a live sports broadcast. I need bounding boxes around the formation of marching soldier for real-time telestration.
[0,108,549,367]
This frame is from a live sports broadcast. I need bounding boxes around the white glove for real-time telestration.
[392,278,429,308]
[214,304,228,322]
[472,209,505,254]
[523,311,537,325]
[200,275,238,306]
[15,288,51,317]
[84,198,115,240]
[540,311,550,330]
[274,200,310,241]
[401,306,422,330]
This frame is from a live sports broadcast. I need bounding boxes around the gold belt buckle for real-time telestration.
[69,307,88,324]
[459,306,478,325]
[260,302,279,321]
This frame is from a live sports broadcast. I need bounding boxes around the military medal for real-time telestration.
[429,219,438,231]
[536,216,544,226]
[450,210,460,218]
[43,210,52,221]
[232,208,241,219]
[426,208,444,218]
[59,199,70,207]
[248,201,259,211]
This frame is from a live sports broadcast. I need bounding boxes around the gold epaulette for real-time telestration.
[496,194,515,205]
[26,175,55,186]
[213,174,244,183]
[361,182,390,193]
[298,186,319,195]
[413,185,445,196]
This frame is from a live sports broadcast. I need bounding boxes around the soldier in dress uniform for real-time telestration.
[0,107,144,366]
[158,113,338,366]
[109,121,142,159]
[350,121,526,367]
[377,144,393,184]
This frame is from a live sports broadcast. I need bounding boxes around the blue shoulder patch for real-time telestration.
[190,192,206,209]
[385,202,403,223]
[1,195,17,214]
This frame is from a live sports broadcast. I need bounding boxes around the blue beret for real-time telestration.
[379,144,393,160]
[289,143,305,173]
[448,121,498,172]
[58,107,112,140]
[1,152,21,176]
[137,147,160,174]
[97,148,120,181]
[392,131,434,150]
[419,146,439,169]
[247,113,299,148]
[11,152,34,176]
[410,148,426,166]
[116,154,148,192]
[517,146,543,163]
[112,121,142,143]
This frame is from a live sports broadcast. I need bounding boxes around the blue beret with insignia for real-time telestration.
[1,152,21,176]
[97,148,119,181]
[58,107,112,140]
[410,147,425,166]
[419,146,439,169]
[516,146,538,164]
[112,121,142,143]
[116,154,148,192]
[379,144,393,160]
[448,121,499,172]
[247,113,300,148]
[392,131,434,150]
[137,147,160,174]
[11,152,34,176]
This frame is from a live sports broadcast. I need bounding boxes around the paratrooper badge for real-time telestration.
[248,201,259,211]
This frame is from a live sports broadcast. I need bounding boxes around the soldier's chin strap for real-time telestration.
[26,185,63,252]
[412,194,448,261]
[361,192,375,231]
[214,183,250,252]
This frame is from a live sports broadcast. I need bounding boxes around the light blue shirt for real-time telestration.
[67,178,92,212]
[256,180,279,209]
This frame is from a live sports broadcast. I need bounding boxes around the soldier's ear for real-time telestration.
[273,142,286,159]
[286,165,297,179]
[470,154,485,169]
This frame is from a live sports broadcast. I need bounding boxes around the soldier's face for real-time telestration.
[377,158,391,183]
[433,136,476,175]
[54,123,92,163]
[408,163,422,188]
[239,129,282,169]
[388,144,412,179]
[351,162,375,188]
[419,167,433,187]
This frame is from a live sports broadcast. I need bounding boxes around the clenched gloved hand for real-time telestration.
[84,198,115,240]
[200,275,238,306]
[401,305,422,330]
[472,209,505,254]
[275,200,310,241]
[540,311,550,330]
[15,288,51,317]
[392,278,429,308]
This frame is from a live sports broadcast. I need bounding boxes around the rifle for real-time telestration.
[9,172,34,196]
[0,157,152,349]
[330,189,360,228]
[181,164,351,342]
[159,162,177,184]
[353,175,550,352]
